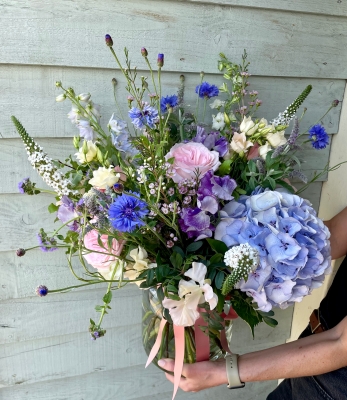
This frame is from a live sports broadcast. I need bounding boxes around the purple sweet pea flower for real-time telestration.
[57,196,79,231]
[179,207,214,240]
[192,129,228,157]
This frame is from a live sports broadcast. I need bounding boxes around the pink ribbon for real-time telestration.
[145,318,167,368]
[194,309,210,362]
[172,325,185,400]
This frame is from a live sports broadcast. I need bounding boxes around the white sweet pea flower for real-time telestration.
[78,93,91,102]
[162,262,218,326]
[75,141,98,163]
[259,142,272,159]
[266,131,287,148]
[230,131,253,154]
[209,99,225,109]
[88,166,120,189]
[212,112,225,131]
[124,246,157,287]
[68,105,81,124]
[240,116,258,136]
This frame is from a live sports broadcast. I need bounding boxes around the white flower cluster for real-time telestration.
[271,110,292,127]
[224,243,259,272]
[26,144,77,197]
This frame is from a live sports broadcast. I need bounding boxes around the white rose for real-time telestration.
[240,116,258,136]
[259,142,272,159]
[266,131,287,148]
[230,131,253,154]
[88,166,120,189]
[212,112,225,131]
[75,141,98,163]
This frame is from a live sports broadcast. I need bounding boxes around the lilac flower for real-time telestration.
[160,95,178,113]
[37,228,58,252]
[108,192,148,233]
[195,82,219,99]
[308,124,329,149]
[128,104,159,129]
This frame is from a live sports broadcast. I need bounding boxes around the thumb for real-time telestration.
[158,358,175,371]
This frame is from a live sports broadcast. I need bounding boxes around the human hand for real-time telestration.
[158,358,227,392]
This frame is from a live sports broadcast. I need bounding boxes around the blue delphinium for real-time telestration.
[128,104,158,129]
[160,95,178,113]
[308,124,329,149]
[111,132,139,157]
[108,192,148,233]
[195,82,219,99]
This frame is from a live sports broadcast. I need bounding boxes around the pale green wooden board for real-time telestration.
[0,1,347,78]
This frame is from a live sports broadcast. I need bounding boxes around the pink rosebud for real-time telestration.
[114,166,127,183]
[247,142,260,160]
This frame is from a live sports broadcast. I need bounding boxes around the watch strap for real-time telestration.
[225,353,245,389]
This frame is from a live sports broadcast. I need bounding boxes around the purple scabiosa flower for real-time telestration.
[36,285,48,297]
[157,53,164,67]
[105,34,113,47]
[108,192,148,233]
[308,124,329,149]
[128,104,159,129]
[37,228,58,252]
[16,248,26,257]
[195,82,219,99]
[160,95,178,113]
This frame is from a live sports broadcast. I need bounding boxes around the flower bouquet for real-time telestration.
[13,34,341,396]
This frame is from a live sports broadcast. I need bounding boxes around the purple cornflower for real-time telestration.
[35,285,48,297]
[108,192,148,233]
[195,82,219,99]
[160,95,178,113]
[37,228,58,252]
[128,104,159,129]
[308,124,329,149]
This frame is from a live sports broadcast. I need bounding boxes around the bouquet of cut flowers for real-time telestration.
[13,34,341,395]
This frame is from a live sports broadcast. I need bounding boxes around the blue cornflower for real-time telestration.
[108,192,148,233]
[35,285,48,297]
[308,124,329,149]
[195,82,219,99]
[128,104,159,129]
[160,95,178,113]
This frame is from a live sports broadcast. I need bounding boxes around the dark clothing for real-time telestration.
[267,257,347,400]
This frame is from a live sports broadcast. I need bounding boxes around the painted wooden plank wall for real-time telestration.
[0,1,347,78]
[0,0,345,399]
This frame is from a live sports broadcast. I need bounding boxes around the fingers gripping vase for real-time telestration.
[142,288,233,367]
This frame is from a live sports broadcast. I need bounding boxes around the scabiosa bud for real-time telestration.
[332,99,340,107]
[157,53,164,67]
[113,183,124,193]
[141,47,148,57]
[105,34,113,47]
[16,248,26,257]
[112,78,117,87]
[36,285,48,297]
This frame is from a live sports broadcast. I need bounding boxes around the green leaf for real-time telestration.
[170,252,183,269]
[186,241,203,253]
[230,292,262,337]
[210,253,222,264]
[172,246,185,259]
[71,171,84,185]
[167,284,178,293]
[215,271,225,289]
[277,179,295,193]
[146,268,155,286]
[157,285,165,302]
[90,318,96,326]
[56,234,64,240]
[263,316,278,328]
[103,291,112,304]
[207,239,228,254]
[266,176,276,190]
[48,203,59,213]
[217,159,233,175]
[95,305,104,312]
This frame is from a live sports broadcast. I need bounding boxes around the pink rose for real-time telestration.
[83,229,124,271]
[165,142,221,183]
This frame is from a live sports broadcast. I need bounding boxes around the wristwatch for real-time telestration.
[225,353,245,389]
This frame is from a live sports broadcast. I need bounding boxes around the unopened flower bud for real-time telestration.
[78,93,91,102]
[55,81,62,87]
[157,53,164,67]
[141,47,148,57]
[275,125,287,131]
[82,140,89,155]
[35,285,48,297]
[224,112,231,127]
[105,34,113,47]
[16,248,26,257]
[200,71,205,78]
[56,93,66,102]
[73,136,80,149]
[180,74,185,82]
[113,183,124,193]
[96,148,104,164]
[332,99,340,107]
[67,87,75,96]
[112,78,117,87]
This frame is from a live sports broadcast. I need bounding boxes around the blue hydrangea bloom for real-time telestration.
[195,82,219,99]
[108,192,148,233]
[160,95,178,113]
[128,105,158,129]
[308,124,329,149]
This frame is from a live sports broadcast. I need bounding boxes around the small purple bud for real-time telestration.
[141,47,148,57]
[94,331,100,337]
[35,285,48,297]
[157,53,164,67]
[113,183,124,193]
[16,248,26,257]
[332,99,340,107]
[105,34,113,47]
[91,336,96,341]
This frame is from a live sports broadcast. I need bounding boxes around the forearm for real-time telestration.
[238,317,347,382]
[324,206,347,259]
